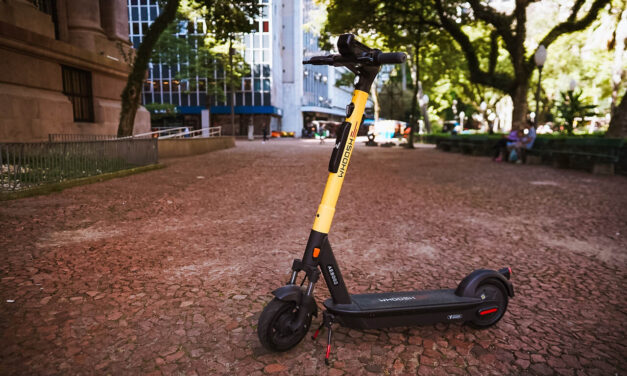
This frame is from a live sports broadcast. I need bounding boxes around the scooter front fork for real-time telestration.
[287,260,320,333]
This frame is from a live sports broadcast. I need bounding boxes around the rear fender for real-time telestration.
[271,285,318,317]
[455,269,514,298]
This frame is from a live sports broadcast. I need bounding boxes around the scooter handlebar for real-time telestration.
[303,55,335,65]
[375,52,406,65]
[303,52,406,66]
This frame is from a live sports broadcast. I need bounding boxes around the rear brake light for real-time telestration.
[498,267,511,280]
[479,308,498,316]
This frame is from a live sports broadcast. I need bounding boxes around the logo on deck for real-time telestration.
[378,296,416,302]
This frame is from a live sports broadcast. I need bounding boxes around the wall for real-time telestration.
[0,0,149,142]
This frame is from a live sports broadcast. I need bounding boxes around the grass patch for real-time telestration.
[0,163,165,201]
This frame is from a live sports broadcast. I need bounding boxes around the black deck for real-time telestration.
[323,289,484,329]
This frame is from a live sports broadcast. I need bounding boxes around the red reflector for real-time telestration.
[480,308,498,316]
[508,267,512,275]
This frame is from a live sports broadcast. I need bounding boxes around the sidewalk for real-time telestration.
[1,140,625,375]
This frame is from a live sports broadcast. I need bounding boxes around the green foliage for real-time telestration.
[151,1,259,104]
[152,21,249,103]
[528,2,624,119]
[322,0,610,129]
[555,90,597,135]
[144,102,178,120]
[321,0,515,128]
[334,70,355,89]
[189,0,261,43]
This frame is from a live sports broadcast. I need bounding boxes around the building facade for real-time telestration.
[130,0,357,136]
[0,0,150,142]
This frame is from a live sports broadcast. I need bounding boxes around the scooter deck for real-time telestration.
[323,289,484,329]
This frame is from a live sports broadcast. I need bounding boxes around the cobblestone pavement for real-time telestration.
[1,140,626,376]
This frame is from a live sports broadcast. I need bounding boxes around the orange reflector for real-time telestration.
[313,248,320,258]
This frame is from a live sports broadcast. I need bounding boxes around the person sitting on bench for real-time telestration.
[493,128,521,162]
[512,124,536,163]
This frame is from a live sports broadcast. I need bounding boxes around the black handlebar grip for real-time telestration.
[303,55,335,65]
[376,52,407,65]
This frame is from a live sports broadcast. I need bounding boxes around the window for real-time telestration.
[32,0,59,39]
[62,66,94,122]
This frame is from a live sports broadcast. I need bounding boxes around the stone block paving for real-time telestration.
[1,140,625,375]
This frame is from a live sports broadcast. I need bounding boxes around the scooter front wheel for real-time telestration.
[258,298,313,351]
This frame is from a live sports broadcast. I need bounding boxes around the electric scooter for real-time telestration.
[257,34,514,364]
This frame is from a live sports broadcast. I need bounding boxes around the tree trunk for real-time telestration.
[118,0,180,137]
[606,92,627,137]
[407,43,420,149]
[610,8,626,116]
[370,77,380,121]
[510,81,529,129]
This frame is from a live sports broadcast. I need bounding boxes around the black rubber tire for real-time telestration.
[468,280,508,329]
[257,298,313,352]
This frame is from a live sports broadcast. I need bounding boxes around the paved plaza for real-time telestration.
[1,140,626,375]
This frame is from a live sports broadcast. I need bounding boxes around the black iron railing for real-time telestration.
[0,139,158,192]
[48,134,117,142]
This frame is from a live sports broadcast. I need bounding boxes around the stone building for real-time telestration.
[0,0,150,142]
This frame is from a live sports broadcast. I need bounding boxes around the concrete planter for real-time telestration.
[158,137,235,158]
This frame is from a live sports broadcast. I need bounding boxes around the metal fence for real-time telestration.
[0,139,158,192]
[48,134,117,142]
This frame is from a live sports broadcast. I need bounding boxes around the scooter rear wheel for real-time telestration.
[469,280,508,329]
[258,298,312,351]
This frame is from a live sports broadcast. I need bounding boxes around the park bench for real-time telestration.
[437,136,492,156]
[458,136,490,155]
[436,137,455,151]
[527,137,625,174]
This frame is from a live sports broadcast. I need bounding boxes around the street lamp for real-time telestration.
[568,78,577,92]
[534,45,547,127]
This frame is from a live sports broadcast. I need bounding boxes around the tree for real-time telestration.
[322,1,506,139]
[322,0,441,147]
[607,92,627,137]
[117,0,259,137]
[606,1,627,137]
[433,0,610,128]
[118,0,180,137]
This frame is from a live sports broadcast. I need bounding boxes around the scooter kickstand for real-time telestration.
[322,311,335,365]
[311,321,325,340]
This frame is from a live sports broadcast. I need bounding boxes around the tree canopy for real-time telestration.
[321,0,617,133]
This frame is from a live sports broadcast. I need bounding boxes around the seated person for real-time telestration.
[520,125,536,150]
[493,128,521,162]
[516,125,536,163]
